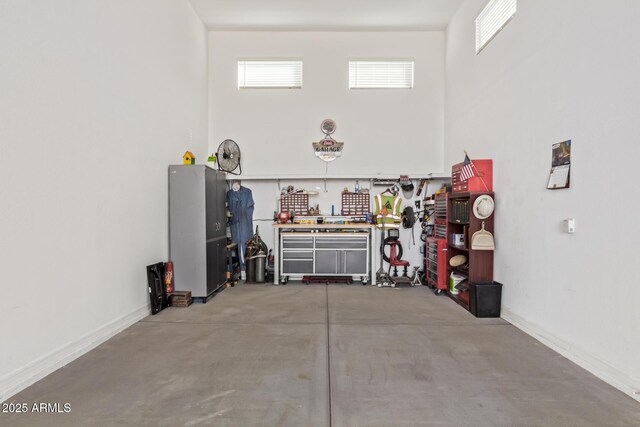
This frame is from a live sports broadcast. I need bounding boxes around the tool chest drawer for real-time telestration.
[314,236,368,249]
[282,250,314,260]
[282,260,314,274]
[281,236,314,249]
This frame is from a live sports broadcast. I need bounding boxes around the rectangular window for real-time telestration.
[237,60,303,89]
[348,60,414,89]
[475,0,517,53]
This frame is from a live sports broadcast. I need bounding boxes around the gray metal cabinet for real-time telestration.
[315,236,368,275]
[280,235,314,274]
[343,250,367,274]
[315,250,339,274]
[170,165,227,299]
[280,233,369,277]
[205,168,226,239]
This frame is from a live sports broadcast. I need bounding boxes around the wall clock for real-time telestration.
[320,119,336,136]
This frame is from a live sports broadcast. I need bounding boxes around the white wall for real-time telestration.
[209,31,446,272]
[209,31,445,177]
[446,0,640,400]
[0,0,208,401]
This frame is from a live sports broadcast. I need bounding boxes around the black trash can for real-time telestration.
[469,281,503,318]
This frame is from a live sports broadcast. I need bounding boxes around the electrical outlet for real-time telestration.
[415,200,421,209]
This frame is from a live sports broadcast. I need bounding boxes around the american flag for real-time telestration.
[460,154,475,181]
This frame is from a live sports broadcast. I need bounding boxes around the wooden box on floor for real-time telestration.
[169,291,192,308]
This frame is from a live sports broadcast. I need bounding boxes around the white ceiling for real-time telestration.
[189,0,465,31]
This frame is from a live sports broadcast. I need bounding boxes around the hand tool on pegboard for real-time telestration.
[416,178,429,197]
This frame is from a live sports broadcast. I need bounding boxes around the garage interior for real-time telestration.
[1,0,640,426]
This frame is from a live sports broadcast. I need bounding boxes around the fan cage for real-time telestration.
[217,140,242,174]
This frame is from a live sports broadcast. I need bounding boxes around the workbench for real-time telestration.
[272,223,377,285]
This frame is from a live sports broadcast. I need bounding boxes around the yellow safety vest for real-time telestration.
[374,193,402,229]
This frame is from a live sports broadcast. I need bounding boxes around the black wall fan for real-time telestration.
[216,139,242,175]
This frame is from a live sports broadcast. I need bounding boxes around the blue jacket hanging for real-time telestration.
[227,186,255,270]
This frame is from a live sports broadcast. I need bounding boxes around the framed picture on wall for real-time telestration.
[547,140,571,190]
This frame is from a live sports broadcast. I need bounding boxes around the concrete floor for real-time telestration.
[2,284,639,426]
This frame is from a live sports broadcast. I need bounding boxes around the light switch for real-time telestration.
[563,218,575,234]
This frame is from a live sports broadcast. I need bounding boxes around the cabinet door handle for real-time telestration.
[343,251,347,273]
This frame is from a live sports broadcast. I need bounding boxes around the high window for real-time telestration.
[475,0,517,53]
[348,60,414,89]
[237,60,303,89]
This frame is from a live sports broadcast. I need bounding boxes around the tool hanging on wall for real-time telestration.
[420,223,434,242]
[402,206,417,248]
[401,206,416,229]
[372,179,398,187]
[399,175,414,199]
[415,178,428,197]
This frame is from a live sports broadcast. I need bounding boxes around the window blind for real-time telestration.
[475,0,517,53]
[349,60,414,89]
[237,60,303,89]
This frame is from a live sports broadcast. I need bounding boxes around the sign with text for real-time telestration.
[312,137,344,162]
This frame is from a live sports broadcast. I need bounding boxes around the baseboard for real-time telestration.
[501,307,640,403]
[0,304,149,403]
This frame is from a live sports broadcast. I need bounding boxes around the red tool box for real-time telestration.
[451,159,493,193]
[425,237,448,292]
[433,192,448,239]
